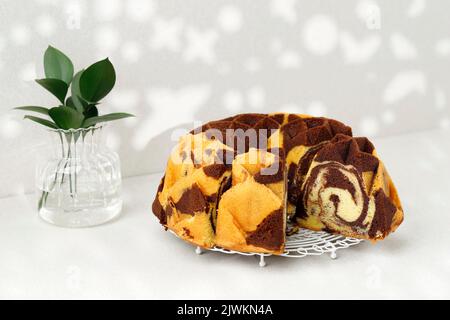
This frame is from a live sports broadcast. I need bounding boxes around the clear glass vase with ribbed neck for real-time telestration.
[36,124,122,227]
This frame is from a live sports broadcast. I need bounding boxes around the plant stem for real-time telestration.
[38,132,66,210]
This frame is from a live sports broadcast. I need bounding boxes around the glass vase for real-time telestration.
[36,124,122,227]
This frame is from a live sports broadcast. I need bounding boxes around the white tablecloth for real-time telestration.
[1,129,449,299]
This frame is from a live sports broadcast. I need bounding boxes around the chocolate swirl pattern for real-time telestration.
[298,135,403,240]
[152,113,404,254]
[300,162,372,236]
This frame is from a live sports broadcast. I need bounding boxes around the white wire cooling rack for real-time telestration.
[172,224,363,267]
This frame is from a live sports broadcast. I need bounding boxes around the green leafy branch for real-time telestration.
[14,45,134,130]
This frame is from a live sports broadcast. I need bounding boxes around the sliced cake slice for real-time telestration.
[215,148,287,254]
[297,134,404,240]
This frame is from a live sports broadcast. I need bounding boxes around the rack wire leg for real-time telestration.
[330,250,337,260]
[195,246,203,255]
[259,255,266,267]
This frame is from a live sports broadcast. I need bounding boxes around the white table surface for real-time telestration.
[1,129,450,300]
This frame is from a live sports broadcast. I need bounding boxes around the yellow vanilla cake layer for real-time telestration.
[215,148,286,254]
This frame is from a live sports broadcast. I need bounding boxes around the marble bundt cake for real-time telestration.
[152,113,403,254]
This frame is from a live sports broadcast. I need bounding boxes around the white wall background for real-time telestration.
[0,0,449,198]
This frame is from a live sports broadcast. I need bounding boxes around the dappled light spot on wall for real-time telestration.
[10,24,31,46]
[121,41,142,63]
[0,115,22,139]
[35,15,56,37]
[440,118,450,130]
[149,17,183,52]
[277,50,301,69]
[302,15,338,55]
[108,89,140,113]
[339,32,381,64]
[183,27,218,65]
[434,88,446,111]
[94,0,121,21]
[95,26,120,53]
[247,86,265,110]
[243,57,261,73]
[64,1,82,30]
[217,5,243,34]
[435,38,450,57]
[126,0,155,22]
[407,0,426,18]
[383,71,426,104]
[19,63,37,82]
[270,0,297,25]
[306,101,327,117]
[223,90,243,113]
[359,116,379,137]
[132,85,211,150]
[381,110,396,125]
[390,33,417,60]
[356,0,381,30]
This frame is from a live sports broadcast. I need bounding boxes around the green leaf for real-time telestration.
[83,112,134,128]
[65,96,88,111]
[79,58,116,103]
[83,105,98,118]
[44,46,74,85]
[35,78,68,104]
[70,70,87,113]
[65,96,76,109]
[48,106,84,129]
[23,115,58,129]
[14,106,49,115]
